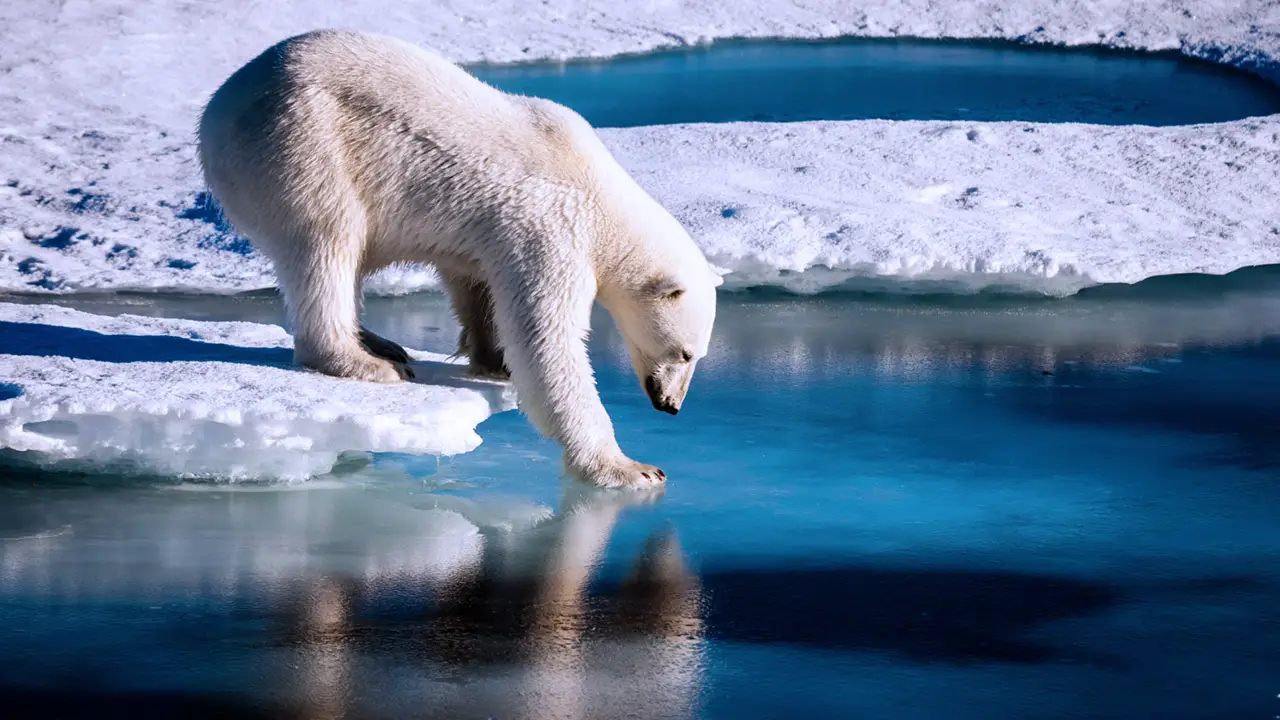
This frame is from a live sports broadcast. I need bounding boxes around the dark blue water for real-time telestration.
[2,289,1279,718]
[469,39,1280,127]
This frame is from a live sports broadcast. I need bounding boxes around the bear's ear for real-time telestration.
[643,276,685,300]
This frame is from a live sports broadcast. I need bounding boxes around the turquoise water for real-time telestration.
[470,38,1280,127]
[2,286,1279,718]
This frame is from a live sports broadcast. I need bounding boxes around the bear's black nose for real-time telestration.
[645,375,678,415]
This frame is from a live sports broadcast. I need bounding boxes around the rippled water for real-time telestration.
[3,284,1279,718]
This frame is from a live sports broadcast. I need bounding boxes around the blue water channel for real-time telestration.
[470,38,1280,127]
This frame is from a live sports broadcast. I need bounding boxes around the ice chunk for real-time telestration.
[0,303,516,481]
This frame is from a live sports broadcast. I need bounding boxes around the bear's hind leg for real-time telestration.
[274,234,413,384]
[442,272,510,379]
[352,269,412,371]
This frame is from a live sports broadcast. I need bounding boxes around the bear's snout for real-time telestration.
[645,375,680,415]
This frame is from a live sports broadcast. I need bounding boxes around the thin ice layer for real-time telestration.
[0,302,516,481]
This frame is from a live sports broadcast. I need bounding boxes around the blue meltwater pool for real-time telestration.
[469,38,1280,127]
[2,282,1279,718]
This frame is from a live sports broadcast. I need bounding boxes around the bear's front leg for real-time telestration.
[488,265,664,489]
[569,455,667,489]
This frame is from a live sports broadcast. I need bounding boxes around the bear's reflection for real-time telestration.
[275,487,704,720]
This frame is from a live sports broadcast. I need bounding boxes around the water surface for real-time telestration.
[470,38,1280,127]
[2,287,1280,718]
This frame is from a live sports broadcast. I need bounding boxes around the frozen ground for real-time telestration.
[0,302,514,481]
[1,0,1278,296]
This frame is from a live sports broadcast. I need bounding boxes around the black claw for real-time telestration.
[361,328,412,365]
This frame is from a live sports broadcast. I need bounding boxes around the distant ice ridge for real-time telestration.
[1,0,1278,296]
[0,303,516,481]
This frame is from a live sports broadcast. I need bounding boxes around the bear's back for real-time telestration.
[204,30,607,194]
[203,31,505,145]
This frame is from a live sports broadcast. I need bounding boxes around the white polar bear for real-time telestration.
[197,30,720,489]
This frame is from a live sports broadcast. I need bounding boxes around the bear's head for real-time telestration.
[578,123,723,417]
[606,242,722,416]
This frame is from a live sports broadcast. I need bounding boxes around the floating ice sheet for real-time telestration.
[0,302,516,481]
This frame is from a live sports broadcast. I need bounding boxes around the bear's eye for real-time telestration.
[680,349,694,362]
[644,277,685,300]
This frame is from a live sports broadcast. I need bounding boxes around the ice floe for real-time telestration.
[0,302,515,481]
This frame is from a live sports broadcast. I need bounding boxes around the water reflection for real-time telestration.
[12,279,1280,383]
[411,486,703,720]
[615,291,1280,382]
[284,576,355,720]
[0,479,704,719]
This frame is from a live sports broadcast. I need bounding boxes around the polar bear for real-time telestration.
[197,30,720,489]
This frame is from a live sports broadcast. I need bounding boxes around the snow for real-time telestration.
[609,117,1280,294]
[0,302,516,481]
[1,0,1279,296]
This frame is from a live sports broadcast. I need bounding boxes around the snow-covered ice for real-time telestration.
[2,0,1279,296]
[610,117,1280,294]
[0,302,516,481]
